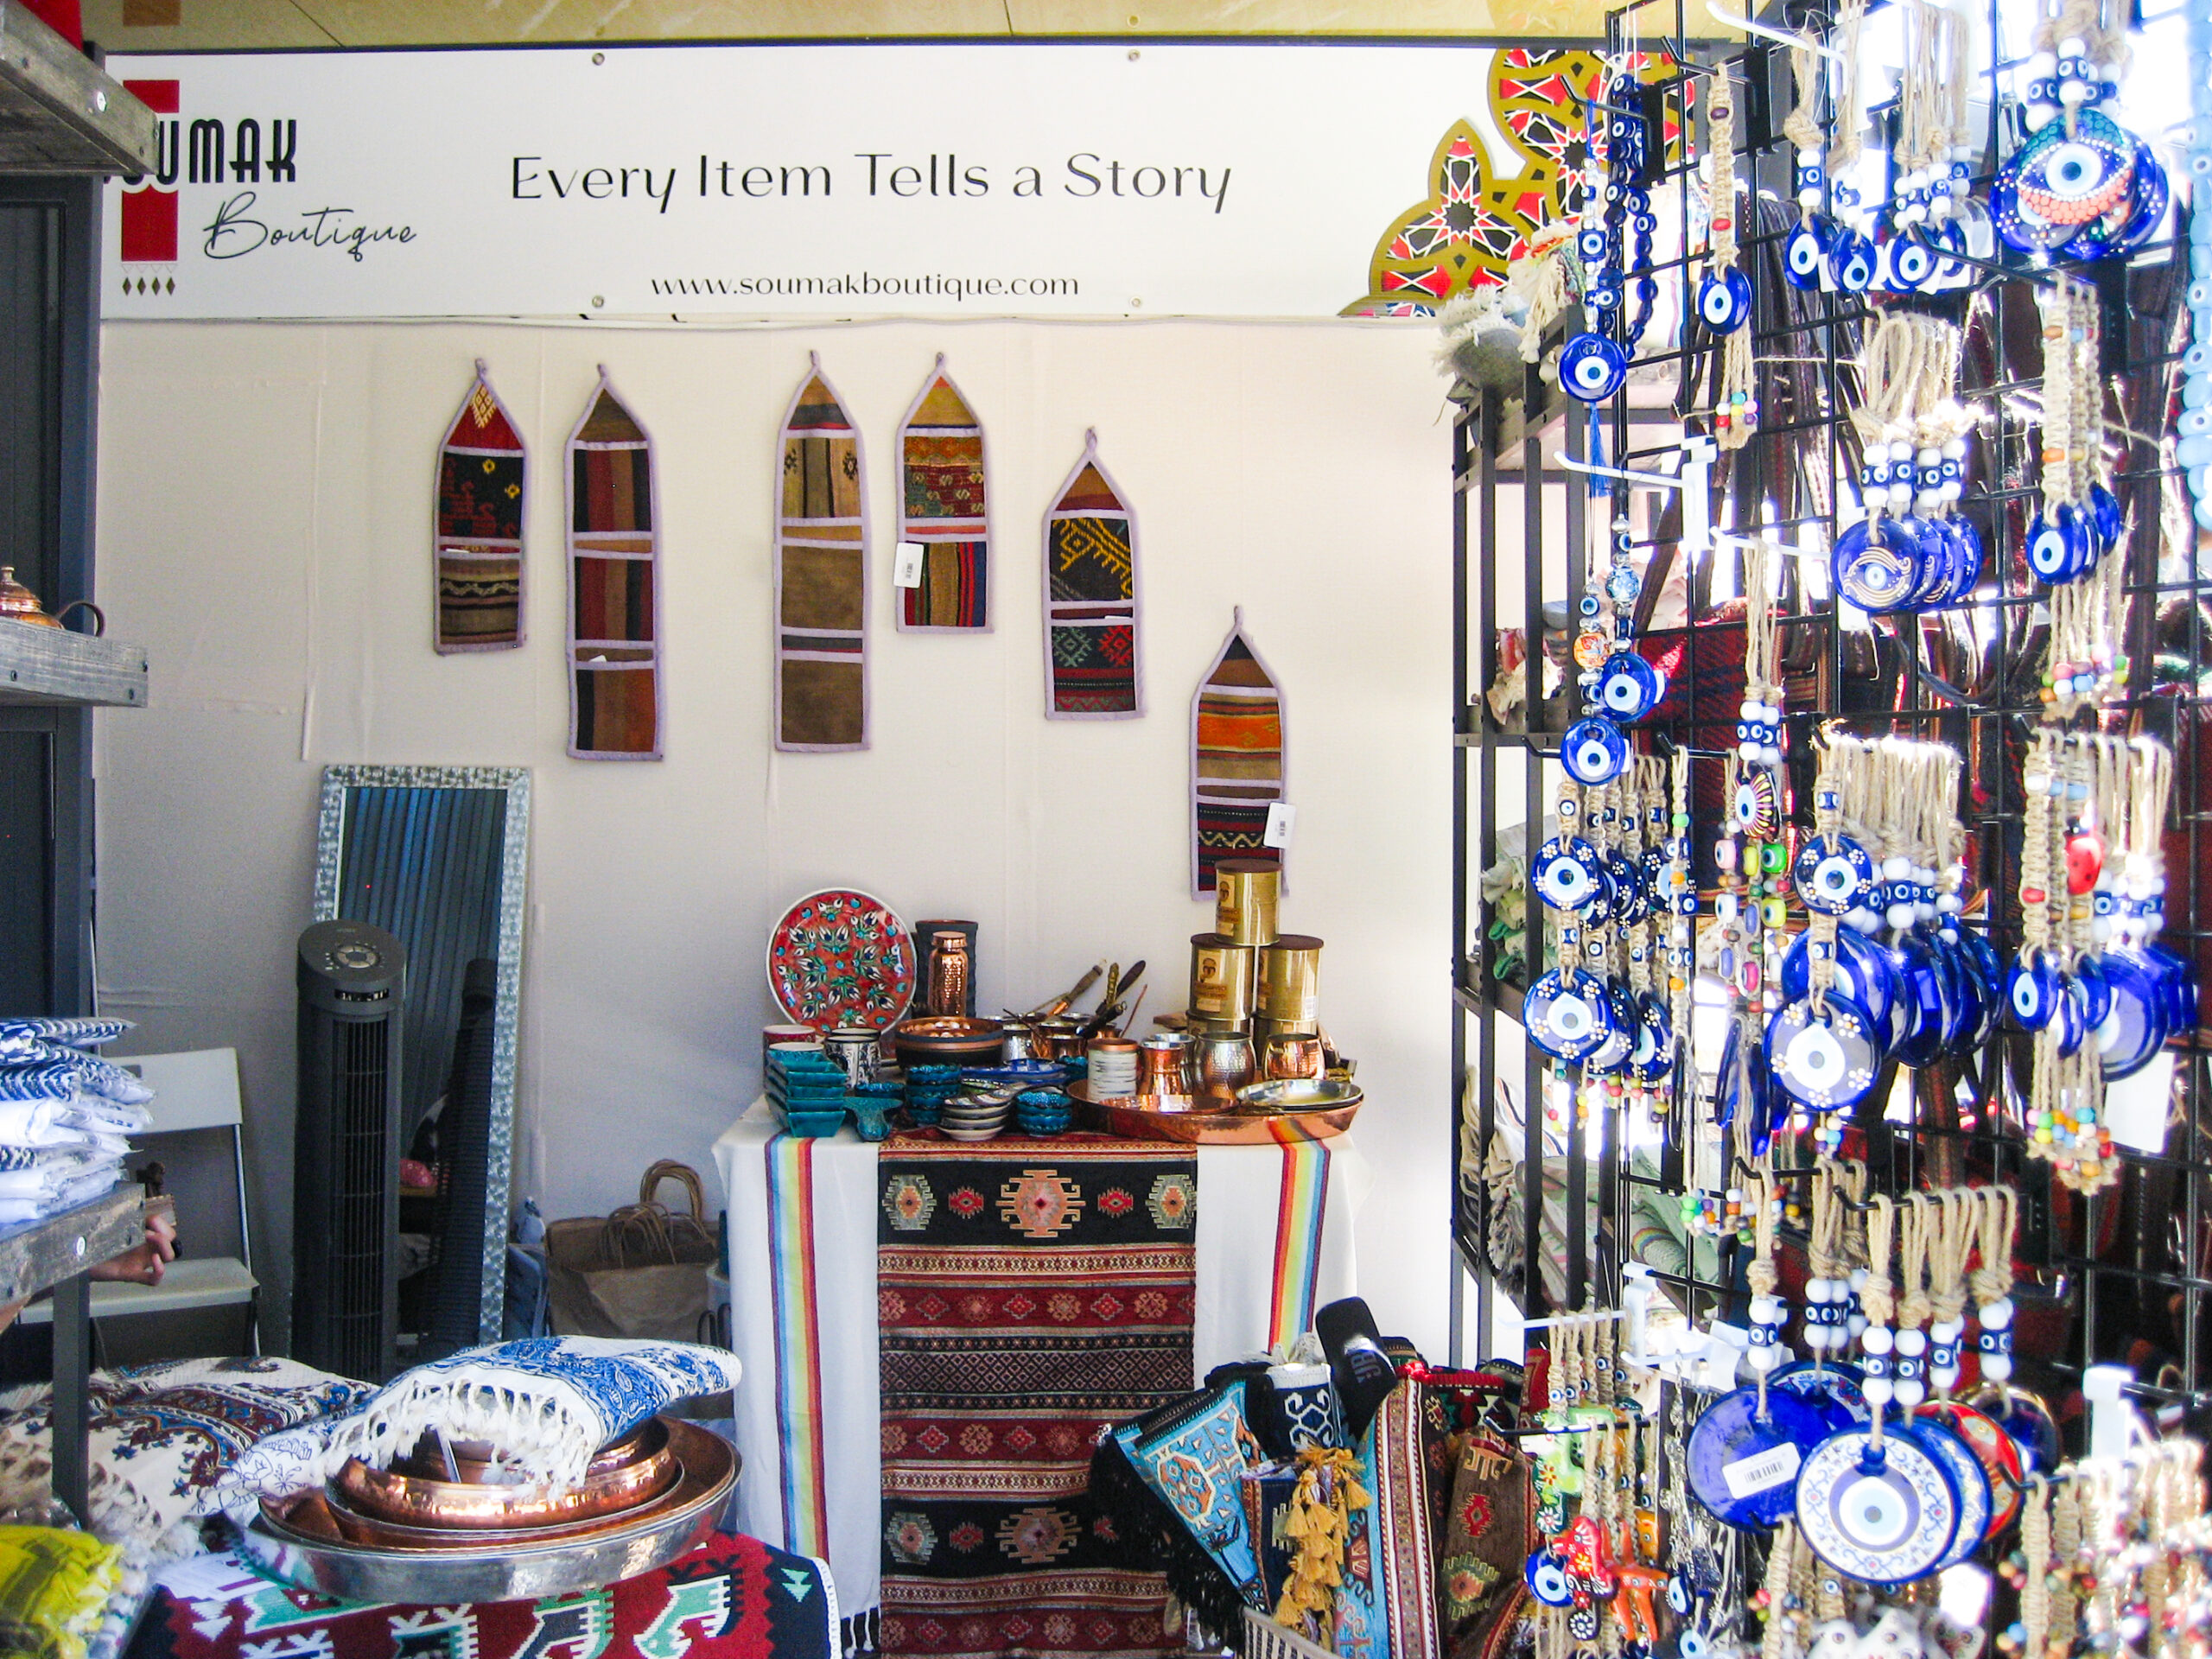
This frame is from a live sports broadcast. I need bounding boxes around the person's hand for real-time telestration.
[89,1210,177,1287]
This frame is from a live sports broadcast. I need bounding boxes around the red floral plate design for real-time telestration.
[766,888,918,1032]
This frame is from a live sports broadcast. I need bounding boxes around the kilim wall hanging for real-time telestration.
[563,367,663,760]
[776,353,869,751]
[433,359,525,653]
[1042,430,1142,720]
[895,355,989,632]
[1190,608,1287,898]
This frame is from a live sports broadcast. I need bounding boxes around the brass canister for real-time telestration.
[1188,932,1258,1024]
[1258,934,1323,1027]
[1213,860,1281,948]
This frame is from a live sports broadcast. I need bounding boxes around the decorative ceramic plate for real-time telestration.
[766,888,918,1032]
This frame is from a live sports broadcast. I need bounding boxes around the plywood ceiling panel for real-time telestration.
[82,0,1623,47]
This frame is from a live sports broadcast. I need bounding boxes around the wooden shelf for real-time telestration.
[0,618,149,707]
[0,2,158,174]
[0,1182,150,1306]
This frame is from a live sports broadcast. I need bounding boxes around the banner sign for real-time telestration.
[101,41,1632,321]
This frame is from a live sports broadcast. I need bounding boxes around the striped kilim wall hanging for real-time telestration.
[896,355,989,632]
[1190,608,1286,897]
[434,359,525,653]
[776,353,869,751]
[564,367,663,760]
[1042,431,1141,720]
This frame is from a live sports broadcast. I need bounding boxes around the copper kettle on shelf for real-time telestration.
[0,568,101,634]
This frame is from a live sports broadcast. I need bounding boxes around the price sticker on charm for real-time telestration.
[1263,803,1296,849]
[1719,1441,1801,1500]
[893,541,925,588]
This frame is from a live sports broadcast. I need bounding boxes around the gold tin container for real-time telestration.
[1213,860,1281,948]
[1258,934,1323,1027]
[1188,933,1258,1024]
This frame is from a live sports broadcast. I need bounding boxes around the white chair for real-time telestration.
[22,1048,260,1351]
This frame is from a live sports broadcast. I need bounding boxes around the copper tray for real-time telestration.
[1067,1078,1361,1144]
[244,1420,737,1605]
[333,1418,678,1531]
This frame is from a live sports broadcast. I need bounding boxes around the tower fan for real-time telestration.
[294,919,405,1380]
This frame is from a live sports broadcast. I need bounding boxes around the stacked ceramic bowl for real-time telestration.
[903,1065,961,1126]
[938,1089,1015,1141]
[1015,1089,1073,1137]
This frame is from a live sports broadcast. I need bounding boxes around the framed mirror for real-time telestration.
[313,764,530,1351]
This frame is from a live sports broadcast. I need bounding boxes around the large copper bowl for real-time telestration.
[333,1418,678,1529]
[889,1015,1005,1067]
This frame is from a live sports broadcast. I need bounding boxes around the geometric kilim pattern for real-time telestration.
[1041,433,1142,720]
[435,360,526,653]
[878,1135,1196,1659]
[1342,48,1688,318]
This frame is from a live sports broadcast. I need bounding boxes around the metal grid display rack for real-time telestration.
[1446,0,2212,1435]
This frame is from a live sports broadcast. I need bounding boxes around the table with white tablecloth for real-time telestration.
[710,1101,1369,1620]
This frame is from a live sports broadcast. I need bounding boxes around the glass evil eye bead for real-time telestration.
[1697,265,1752,334]
[1796,836,1877,916]
[1993,110,2137,254]
[2025,503,2094,585]
[1560,333,1630,404]
[1784,219,1829,289]
[1599,651,1663,721]
[1769,995,1882,1111]
[2007,952,2063,1031]
[1834,518,1921,614]
[1535,835,1608,912]
[1888,232,1939,292]
[1526,968,1615,1062]
[1577,226,1611,265]
[1563,715,1631,785]
[1828,223,1876,292]
[2088,481,2124,550]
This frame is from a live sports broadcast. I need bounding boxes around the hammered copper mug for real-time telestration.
[1262,1031,1325,1082]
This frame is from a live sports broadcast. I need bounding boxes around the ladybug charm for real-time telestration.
[2065,830,2105,895]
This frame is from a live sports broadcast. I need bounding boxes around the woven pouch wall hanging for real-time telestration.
[433,359,525,653]
[894,355,989,632]
[1191,607,1286,897]
[775,353,869,751]
[1042,429,1142,719]
[563,367,662,760]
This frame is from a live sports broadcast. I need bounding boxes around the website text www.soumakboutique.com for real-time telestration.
[647,272,1078,302]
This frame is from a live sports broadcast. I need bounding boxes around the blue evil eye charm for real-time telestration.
[1784,219,1828,289]
[1599,651,1662,721]
[2026,504,2093,584]
[1889,232,1938,290]
[1993,110,2138,254]
[1697,265,1752,334]
[1577,226,1610,264]
[1526,1551,1573,1606]
[2088,481,2124,550]
[1563,715,1631,785]
[1526,969,1614,1062]
[1535,835,1606,912]
[2008,953,2063,1031]
[1769,995,1881,1111]
[1796,835,1877,916]
[1560,333,1629,403]
[1829,225,1877,291]
[1834,518,1922,613]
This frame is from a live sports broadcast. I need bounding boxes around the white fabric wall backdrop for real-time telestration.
[91,318,1454,1353]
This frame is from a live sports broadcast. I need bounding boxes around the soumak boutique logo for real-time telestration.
[118,81,301,293]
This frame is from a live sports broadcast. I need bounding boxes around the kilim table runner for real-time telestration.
[1042,432,1142,719]
[776,353,869,751]
[878,1134,1195,1659]
[1190,607,1287,897]
[897,356,990,632]
[564,368,662,759]
[434,359,526,652]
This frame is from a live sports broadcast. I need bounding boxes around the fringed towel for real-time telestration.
[208,1337,741,1510]
[895,355,989,632]
[776,353,868,752]
[1042,430,1142,719]
[435,360,525,653]
[1191,607,1287,898]
[565,369,663,760]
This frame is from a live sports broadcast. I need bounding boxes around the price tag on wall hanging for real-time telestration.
[893,541,925,588]
[1264,803,1296,849]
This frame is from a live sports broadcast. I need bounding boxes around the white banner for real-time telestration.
[100,41,1592,321]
